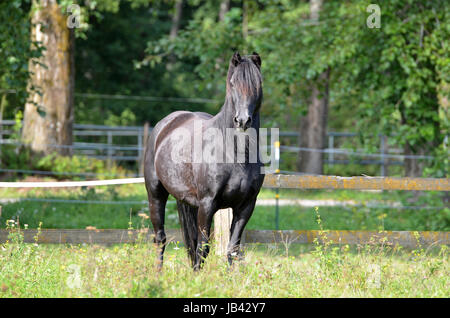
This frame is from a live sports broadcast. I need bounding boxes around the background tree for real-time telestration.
[297,0,330,174]
[0,0,43,120]
[21,0,136,155]
[341,0,448,177]
[22,0,76,155]
[2,0,446,177]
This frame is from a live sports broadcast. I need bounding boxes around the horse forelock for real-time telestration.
[227,57,262,98]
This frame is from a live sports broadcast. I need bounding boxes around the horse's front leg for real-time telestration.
[194,202,215,271]
[227,197,257,265]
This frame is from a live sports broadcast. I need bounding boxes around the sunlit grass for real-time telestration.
[0,206,448,298]
[0,238,448,298]
[1,200,448,231]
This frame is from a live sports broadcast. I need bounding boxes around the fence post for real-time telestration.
[380,134,388,177]
[0,119,2,168]
[137,129,143,171]
[214,208,232,256]
[0,95,4,167]
[107,131,113,169]
[139,122,149,177]
[328,134,334,165]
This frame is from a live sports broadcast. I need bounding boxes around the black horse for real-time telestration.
[144,52,264,270]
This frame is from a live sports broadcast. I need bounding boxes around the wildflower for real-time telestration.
[138,212,149,219]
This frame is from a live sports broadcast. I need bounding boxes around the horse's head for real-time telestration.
[226,51,262,131]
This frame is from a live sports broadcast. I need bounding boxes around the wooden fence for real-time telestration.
[0,175,448,250]
[0,120,418,176]
[0,229,448,249]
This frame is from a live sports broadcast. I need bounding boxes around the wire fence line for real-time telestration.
[0,168,138,178]
[0,177,145,188]
[0,197,444,211]
[75,92,219,104]
[0,120,439,160]
[0,139,141,151]
[0,90,219,104]
[0,197,153,205]
[0,120,447,179]
[280,146,436,160]
[0,138,436,160]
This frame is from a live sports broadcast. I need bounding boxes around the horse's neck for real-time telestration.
[213,98,235,131]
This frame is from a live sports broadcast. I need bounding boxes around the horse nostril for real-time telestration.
[233,116,239,124]
[245,117,252,128]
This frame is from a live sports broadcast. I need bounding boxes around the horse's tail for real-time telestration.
[176,200,198,267]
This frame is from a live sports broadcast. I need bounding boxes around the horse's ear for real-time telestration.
[231,51,241,67]
[250,52,261,69]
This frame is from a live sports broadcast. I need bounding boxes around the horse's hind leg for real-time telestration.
[146,181,169,270]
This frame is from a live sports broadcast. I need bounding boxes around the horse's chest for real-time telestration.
[221,170,262,206]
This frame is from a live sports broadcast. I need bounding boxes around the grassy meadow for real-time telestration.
[0,233,448,297]
[0,179,449,298]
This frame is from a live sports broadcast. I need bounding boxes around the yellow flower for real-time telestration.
[138,213,150,219]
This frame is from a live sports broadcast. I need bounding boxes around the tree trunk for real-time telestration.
[219,0,230,22]
[0,94,6,166]
[170,0,183,40]
[215,0,230,71]
[167,0,183,67]
[298,68,330,174]
[401,91,441,178]
[297,0,329,174]
[242,0,248,41]
[22,0,74,156]
[403,142,429,177]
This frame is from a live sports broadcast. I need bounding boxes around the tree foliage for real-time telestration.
[0,0,447,176]
[143,0,449,176]
[0,0,43,115]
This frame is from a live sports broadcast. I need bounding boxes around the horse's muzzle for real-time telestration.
[233,115,252,131]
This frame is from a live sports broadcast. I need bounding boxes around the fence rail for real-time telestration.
[0,174,448,248]
[0,229,447,248]
[263,175,450,191]
[0,120,437,177]
[1,174,449,191]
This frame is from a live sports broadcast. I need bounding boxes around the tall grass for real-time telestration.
[0,214,448,298]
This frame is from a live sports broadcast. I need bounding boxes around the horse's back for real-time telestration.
[151,111,211,149]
